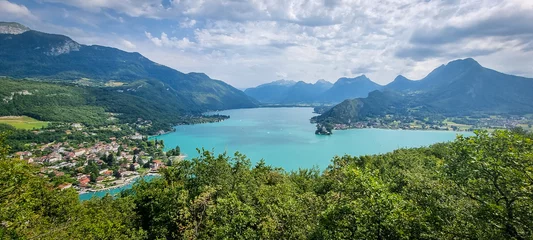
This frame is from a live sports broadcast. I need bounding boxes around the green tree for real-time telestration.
[445,131,533,239]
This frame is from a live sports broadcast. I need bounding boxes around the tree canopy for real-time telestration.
[1,130,533,239]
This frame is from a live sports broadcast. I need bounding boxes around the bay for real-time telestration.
[78,175,156,201]
[154,107,473,171]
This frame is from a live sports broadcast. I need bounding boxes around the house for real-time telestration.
[47,152,62,163]
[15,151,32,160]
[151,160,164,170]
[130,133,143,140]
[65,152,76,160]
[99,169,113,177]
[72,123,83,130]
[78,176,90,187]
[57,183,72,190]
[53,170,65,177]
[132,163,140,170]
[74,149,86,157]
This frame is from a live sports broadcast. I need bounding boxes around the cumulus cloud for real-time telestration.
[121,39,136,49]
[28,0,533,87]
[145,31,195,49]
[0,0,37,20]
[179,18,196,28]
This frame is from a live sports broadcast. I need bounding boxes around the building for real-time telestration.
[57,183,72,190]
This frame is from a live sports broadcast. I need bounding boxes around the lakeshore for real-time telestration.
[153,107,474,171]
[79,174,159,201]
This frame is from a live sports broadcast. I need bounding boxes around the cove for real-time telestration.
[154,107,473,171]
[78,175,157,201]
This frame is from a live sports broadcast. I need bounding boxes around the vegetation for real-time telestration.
[0,78,233,134]
[0,26,258,129]
[0,116,48,130]
[2,130,533,239]
[312,58,533,133]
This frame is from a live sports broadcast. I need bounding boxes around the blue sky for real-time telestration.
[1,0,533,88]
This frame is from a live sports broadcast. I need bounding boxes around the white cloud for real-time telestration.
[179,18,196,28]
[121,39,137,49]
[0,0,37,20]
[30,0,533,87]
[145,31,195,49]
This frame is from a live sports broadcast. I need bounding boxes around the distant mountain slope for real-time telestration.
[243,80,297,103]
[245,75,385,104]
[282,80,333,103]
[0,22,258,113]
[397,58,533,114]
[319,75,383,103]
[383,75,418,92]
[316,58,533,126]
[312,91,405,124]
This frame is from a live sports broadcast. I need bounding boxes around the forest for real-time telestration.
[1,129,532,239]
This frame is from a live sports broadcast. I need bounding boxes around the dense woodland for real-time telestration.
[1,129,532,239]
[0,78,231,135]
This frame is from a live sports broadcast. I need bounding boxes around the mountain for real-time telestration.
[0,22,258,123]
[408,58,533,114]
[0,22,29,34]
[312,90,405,124]
[383,75,418,92]
[244,79,334,104]
[245,76,385,105]
[315,58,533,127]
[319,75,383,103]
[243,80,297,103]
[282,80,333,103]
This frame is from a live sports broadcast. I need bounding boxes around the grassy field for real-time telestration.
[0,116,48,129]
[443,119,473,131]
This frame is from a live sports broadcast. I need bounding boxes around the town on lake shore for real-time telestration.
[8,120,185,194]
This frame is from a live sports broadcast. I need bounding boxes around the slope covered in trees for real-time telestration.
[2,130,532,239]
[0,22,258,121]
[314,59,533,129]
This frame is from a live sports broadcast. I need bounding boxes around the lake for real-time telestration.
[80,107,472,200]
[154,107,473,171]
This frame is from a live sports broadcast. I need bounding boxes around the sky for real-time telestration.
[1,0,533,88]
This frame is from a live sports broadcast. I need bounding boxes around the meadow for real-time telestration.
[0,116,48,129]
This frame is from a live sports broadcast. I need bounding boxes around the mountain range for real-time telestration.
[245,76,384,104]
[314,58,533,126]
[0,22,257,128]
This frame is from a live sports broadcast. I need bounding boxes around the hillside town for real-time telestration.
[9,122,182,194]
[316,114,533,134]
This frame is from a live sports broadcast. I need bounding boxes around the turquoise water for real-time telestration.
[154,107,473,171]
[78,175,156,201]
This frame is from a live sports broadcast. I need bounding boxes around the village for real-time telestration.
[12,122,182,194]
[327,115,533,132]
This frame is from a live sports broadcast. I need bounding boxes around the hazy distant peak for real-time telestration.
[337,74,372,84]
[0,22,29,34]
[393,75,410,82]
[315,79,331,84]
[271,79,297,86]
[445,58,482,69]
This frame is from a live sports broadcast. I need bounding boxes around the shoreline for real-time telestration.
[331,126,477,133]
[78,173,160,195]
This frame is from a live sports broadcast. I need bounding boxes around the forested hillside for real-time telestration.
[0,22,258,126]
[2,130,532,239]
[314,59,533,130]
